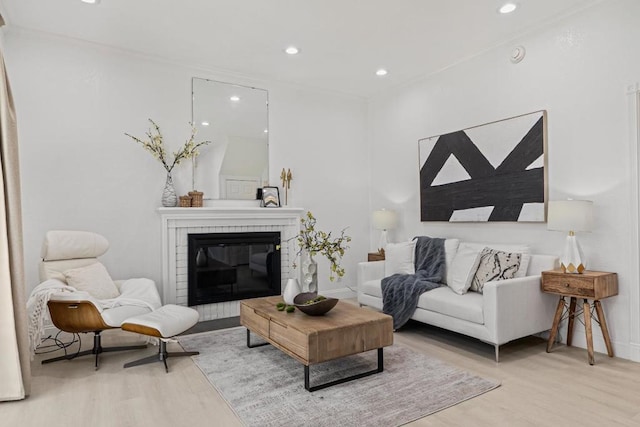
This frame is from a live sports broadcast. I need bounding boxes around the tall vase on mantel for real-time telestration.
[302,253,318,294]
[162,173,178,207]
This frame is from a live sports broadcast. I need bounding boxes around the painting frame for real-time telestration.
[418,110,548,223]
[261,186,281,208]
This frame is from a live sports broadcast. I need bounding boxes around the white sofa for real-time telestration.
[357,239,559,361]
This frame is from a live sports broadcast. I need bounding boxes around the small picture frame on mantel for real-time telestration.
[261,186,281,208]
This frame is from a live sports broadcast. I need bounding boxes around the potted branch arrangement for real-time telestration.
[125,119,210,207]
[291,211,351,293]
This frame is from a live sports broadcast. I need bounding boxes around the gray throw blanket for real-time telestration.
[381,236,446,330]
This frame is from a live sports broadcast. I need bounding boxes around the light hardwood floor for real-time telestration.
[3,312,640,427]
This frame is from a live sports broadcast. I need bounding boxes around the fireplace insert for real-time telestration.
[187,232,281,306]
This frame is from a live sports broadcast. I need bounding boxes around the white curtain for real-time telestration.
[0,14,30,401]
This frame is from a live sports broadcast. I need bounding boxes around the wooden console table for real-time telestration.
[368,251,385,262]
[541,270,618,365]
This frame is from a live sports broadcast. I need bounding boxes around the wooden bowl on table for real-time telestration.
[293,292,339,316]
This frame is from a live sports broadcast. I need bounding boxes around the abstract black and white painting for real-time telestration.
[419,111,547,222]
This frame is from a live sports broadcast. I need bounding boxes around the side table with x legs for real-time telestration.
[541,270,618,365]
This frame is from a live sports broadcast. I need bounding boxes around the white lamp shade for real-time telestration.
[547,200,593,232]
[372,209,397,231]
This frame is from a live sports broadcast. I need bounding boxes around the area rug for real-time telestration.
[178,327,499,427]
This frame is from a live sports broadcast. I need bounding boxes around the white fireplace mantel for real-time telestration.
[158,206,304,320]
[159,206,305,227]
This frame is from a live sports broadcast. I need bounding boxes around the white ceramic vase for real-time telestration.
[302,254,318,293]
[283,278,302,305]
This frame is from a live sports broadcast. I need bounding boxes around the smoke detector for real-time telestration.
[510,46,526,64]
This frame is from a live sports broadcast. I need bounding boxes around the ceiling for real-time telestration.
[0,0,601,97]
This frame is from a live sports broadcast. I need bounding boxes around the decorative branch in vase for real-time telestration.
[290,211,351,293]
[125,119,211,207]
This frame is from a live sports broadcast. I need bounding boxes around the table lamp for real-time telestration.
[372,209,397,253]
[547,200,593,273]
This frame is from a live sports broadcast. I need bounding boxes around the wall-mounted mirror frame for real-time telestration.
[191,77,269,200]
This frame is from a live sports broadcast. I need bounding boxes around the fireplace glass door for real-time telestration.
[188,232,281,306]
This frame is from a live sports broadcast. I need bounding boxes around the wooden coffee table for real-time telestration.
[240,296,393,391]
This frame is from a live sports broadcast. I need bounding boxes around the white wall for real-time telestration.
[4,28,368,299]
[7,0,639,361]
[367,0,640,360]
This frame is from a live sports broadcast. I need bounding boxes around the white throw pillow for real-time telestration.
[447,242,530,295]
[513,252,531,278]
[384,240,417,277]
[444,238,460,285]
[469,247,522,294]
[63,262,120,300]
[447,243,483,295]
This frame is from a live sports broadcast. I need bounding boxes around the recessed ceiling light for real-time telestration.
[499,3,517,14]
[376,69,388,77]
[264,129,269,133]
[284,46,300,55]
[229,95,240,102]
[81,0,100,4]
[201,121,210,126]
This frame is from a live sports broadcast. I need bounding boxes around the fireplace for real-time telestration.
[159,206,302,321]
[187,232,281,306]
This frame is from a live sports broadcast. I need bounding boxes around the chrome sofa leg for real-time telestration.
[494,344,500,363]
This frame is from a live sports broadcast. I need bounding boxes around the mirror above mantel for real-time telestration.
[191,77,269,200]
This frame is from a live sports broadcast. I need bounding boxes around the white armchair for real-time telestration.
[37,230,161,369]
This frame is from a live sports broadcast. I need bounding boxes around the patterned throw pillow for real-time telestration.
[469,247,521,294]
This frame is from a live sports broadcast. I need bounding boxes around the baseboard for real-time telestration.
[34,323,79,355]
[553,326,633,361]
[630,342,640,362]
[43,321,59,338]
[534,329,562,342]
